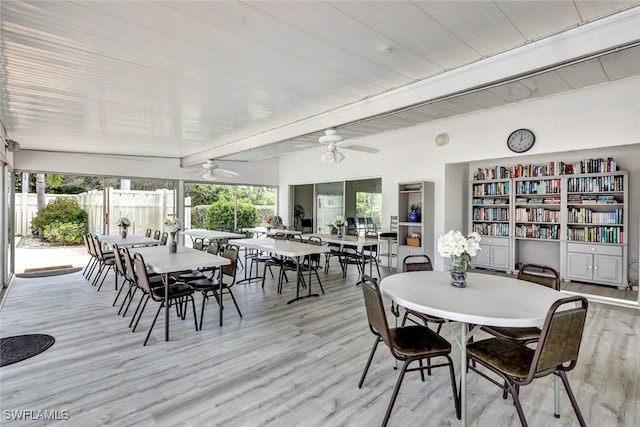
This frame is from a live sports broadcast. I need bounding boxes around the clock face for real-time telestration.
[507,129,535,153]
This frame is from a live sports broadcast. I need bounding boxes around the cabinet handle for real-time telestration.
[594,266,598,270]
[588,265,592,269]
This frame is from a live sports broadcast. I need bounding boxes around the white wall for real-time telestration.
[278,77,640,272]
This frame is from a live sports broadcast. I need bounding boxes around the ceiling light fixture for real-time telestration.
[320,144,345,166]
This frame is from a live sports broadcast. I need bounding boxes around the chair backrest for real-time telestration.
[273,232,286,240]
[160,232,168,245]
[346,228,359,237]
[360,275,397,356]
[390,215,398,232]
[84,233,97,257]
[402,254,433,272]
[363,231,379,254]
[517,263,561,290]
[357,217,366,225]
[153,230,161,240]
[288,233,303,241]
[122,247,138,284]
[221,244,239,283]
[92,235,108,261]
[193,237,205,251]
[133,253,157,299]
[528,296,588,382]
[206,241,220,255]
[112,243,127,276]
[145,228,152,237]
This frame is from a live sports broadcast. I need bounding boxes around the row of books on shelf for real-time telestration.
[515,179,561,195]
[472,223,509,237]
[474,157,620,180]
[567,208,623,225]
[515,224,560,240]
[472,207,510,221]
[567,194,621,204]
[515,196,561,204]
[567,175,624,193]
[515,208,560,223]
[473,166,512,180]
[472,198,509,206]
[567,227,623,244]
[472,181,510,196]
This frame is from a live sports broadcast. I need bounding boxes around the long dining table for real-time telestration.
[228,237,329,304]
[98,233,159,249]
[132,244,231,340]
[379,270,566,426]
[304,233,382,283]
[183,229,246,243]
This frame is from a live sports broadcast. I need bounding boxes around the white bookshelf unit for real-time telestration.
[397,181,434,269]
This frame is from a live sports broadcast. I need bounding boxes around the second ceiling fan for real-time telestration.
[318,128,379,164]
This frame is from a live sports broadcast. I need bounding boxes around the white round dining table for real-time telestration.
[380,270,566,426]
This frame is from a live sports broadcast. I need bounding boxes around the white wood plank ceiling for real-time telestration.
[1,1,639,166]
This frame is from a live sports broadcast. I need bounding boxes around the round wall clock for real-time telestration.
[507,129,535,153]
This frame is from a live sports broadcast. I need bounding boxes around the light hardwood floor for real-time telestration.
[0,257,638,426]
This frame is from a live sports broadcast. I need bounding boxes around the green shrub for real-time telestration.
[42,221,85,244]
[31,198,88,231]
[204,201,258,230]
[191,205,209,229]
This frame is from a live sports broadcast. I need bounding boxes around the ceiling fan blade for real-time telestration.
[216,168,239,177]
[342,144,379,154]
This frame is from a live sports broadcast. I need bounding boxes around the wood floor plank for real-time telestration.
[1,260,637,426]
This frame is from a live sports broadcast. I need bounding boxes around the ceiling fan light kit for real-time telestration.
[201,159,239,181]
[318,128,379,165]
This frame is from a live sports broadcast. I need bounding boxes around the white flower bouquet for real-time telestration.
[116,217,131,228]
[164,217,182,235]
[332,215,346,228]
[437,230,481,264]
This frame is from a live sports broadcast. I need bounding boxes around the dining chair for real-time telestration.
[399,255,446,332]
[358,275,460,426]
[82,233,100,281]
[111,243,130,308]
[188,244,241,328]
[481,263,560,343]
[466,296,588,427]
[153,230,161,240]
[362,230,381,278]
[132,252,198,346]
[192,237,205,251]
[145,228,152,238]
[91,234,116,291]
[339,228,362,278]
[159,232,168,245]
[121,247,164,322]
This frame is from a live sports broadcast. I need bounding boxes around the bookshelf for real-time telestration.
[469,179,511,272]
[470,158,628,288]
[397,182,434,268]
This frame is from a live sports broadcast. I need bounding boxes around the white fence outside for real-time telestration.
[15,189,180,236]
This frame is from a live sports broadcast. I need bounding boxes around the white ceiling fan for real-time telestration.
[318,128,379,165]
[201,159,239,181]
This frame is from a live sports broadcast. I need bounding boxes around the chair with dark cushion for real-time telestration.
[339,228,363,278]
[358,275,460,426]
[91,234,116,291]
[188,244,241,328]
[481,263,561,343]
[145,228,152,238]
[153,230,161,240]
[467,296,588,427]
[132,252,198,346]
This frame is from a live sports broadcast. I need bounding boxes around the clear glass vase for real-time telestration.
[169,232,178,253]
[121,227,128,238]
[450,256,468,288]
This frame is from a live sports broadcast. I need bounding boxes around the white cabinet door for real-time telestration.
[473,244,492,268]
[491,245,510,270]
[593,254,622,285]
[566,252,592,281]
